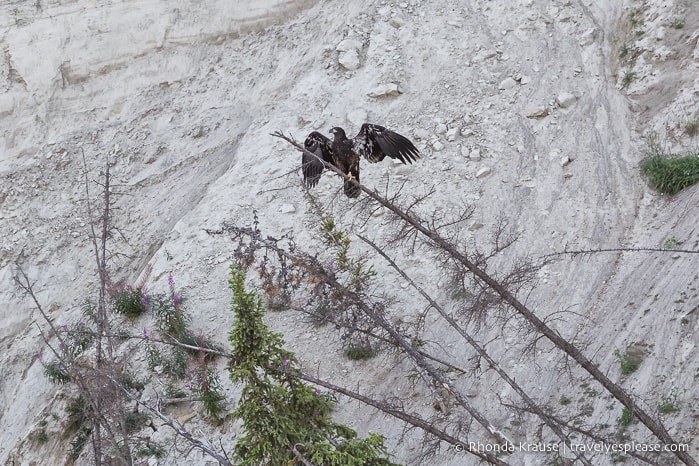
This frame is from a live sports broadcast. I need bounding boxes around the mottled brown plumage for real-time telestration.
[302,123,420,198]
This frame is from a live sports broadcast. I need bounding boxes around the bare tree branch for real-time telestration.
[358,235,593,466]
[272,131,697,466]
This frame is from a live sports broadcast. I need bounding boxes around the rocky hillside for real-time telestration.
[1,0,697,464]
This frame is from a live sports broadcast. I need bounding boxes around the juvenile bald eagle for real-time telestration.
[302,123,420,198]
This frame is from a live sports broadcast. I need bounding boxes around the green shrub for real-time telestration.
[44,361,71,384]
[124,411,150,434]
[640,138,699,195]
[619,407,634,429]
[614,348,641,376]
[658,391,680,415]
[137,442,165,458]
[65,396,92,460]
[344,342,376,360]
[112,286,148,318]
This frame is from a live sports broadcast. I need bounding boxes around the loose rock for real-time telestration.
[446,127,459,141]
[413,128,430,140]
[338,50,361,70]
[280,204,296,214]
[523,105,549,119]
[556,92,577,108]
[367,83,401,98]
[499,77,517,90]
[431,140,445,151]
[476,166,491,178]
[389,16,406,28]
[336,38,362,52]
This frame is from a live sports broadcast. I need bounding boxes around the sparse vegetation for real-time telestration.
[670,20,684,29]
[658,390,680,415]
[110,282,148,318]
[344,341,376,360]
[559,395,571,406]
[43,360,71,385]
[663,236,679,249]
[619,407,634,429]
[34,420,49,444]
[124,411,149,434]
[614,348,641,376]
[640,137,699,194]
[619,43,629,59]
[65,396,93,461]
[685,119,698,137]
[137,442,165,458]
[621,70,635,89]
[629,8,641,27]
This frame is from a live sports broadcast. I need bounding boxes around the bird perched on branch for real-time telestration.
[302,123,420,198]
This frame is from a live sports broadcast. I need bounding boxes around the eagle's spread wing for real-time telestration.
[302,131,333,188]
[352,123,420,164]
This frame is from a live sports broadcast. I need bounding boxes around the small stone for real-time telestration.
[431,140,445,151]
[656,26,666,41]
[579,28,597,46]
[413,128,430,140]
[556,92,577,108]
[336,39,362,52]
[559,155,571,167]
[469,148,482,161]
[280,204,296,214]
[476,166,491,178]
[367,83,401,98]
[461,127,474,137]
[563,172,573,179]
[446,127,459,141]
[468,222,484,231]
[435,123,447,134]
[389,16,406,28]
[338,50,361,70]
[523,105,549,119]
[499,77,517,90]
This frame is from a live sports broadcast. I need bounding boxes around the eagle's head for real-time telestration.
[329,127,346,140]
